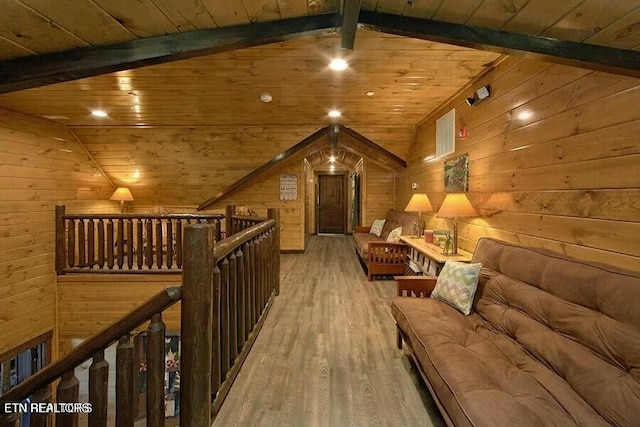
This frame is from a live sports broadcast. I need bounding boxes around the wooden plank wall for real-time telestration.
[396,57,640,271]
[361,160,396,226]
[0,108,113,357]
[206,161,305,251]
[56,274,182,356]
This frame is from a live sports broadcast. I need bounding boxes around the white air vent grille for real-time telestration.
[436,109,455,157]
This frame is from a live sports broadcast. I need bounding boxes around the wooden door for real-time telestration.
[317,174,346,234]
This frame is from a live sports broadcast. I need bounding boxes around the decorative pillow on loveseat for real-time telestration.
[386,226,403,243]
[369,219,386,237]
[431,260,482,315]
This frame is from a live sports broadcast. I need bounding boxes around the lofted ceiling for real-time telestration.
[0,0,638,206]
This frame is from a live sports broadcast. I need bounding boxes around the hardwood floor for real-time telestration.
[213,235,445,427]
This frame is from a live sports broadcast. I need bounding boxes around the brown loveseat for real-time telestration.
[353,209,423,281]
[392,237,640,427]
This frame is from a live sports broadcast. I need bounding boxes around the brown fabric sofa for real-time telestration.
[392,237,640,427]
[353,209,423,281]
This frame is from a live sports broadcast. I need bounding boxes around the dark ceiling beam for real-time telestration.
[341,0,362,49]
[0,13,341,94]
[197,127,332,211]
[338,125,407,169]
[358,11,640,79]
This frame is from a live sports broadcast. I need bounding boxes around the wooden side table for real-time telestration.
[399,236,473,275]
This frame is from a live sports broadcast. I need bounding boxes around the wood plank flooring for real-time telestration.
[212,235,445,427]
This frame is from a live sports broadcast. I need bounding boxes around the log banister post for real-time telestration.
[180,224,214,427]
[226,205,235,237]
[267,208,280,295]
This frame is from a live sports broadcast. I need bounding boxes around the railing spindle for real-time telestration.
[147,313,165,427]
[136,219,143,269]
[67,218,76,267]
[220,258,231,380]
[107,219,114,269]
[212,264,222,393]
[175,220,183,269]
[126,219,134,269]
[56,370,79,427]
[155,219,163,269]
[30,386,51,427]
[88,219,95,268]
[78,219,86,268]
[166,219,173,269]
[229,252,238,363]
[116,335,135,427]
[236,247,246,352]
[145,219,153,269]
[98,219,105,268]
[88,349,109,427]
[268,207,281,295]
[117,218,124,269]
[244,241,253,335]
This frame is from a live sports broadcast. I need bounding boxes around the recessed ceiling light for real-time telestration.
[91,110,108,118]
[260,92,273,103]
[366,91,375,97]
[133,105,141,113]
[517,110,533,120]
[328,110,341,118]
[329,58,348,71]
[329,156,336,163]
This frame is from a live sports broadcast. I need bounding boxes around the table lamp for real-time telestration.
[404,193,433,237]
[436,193,476,254]
[110,187,134,213]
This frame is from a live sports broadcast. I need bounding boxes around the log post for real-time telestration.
[89,349,109,427]
[225,205,235,237]
[267,208,281,295]
[116,335,135,427]
[220,258,230,380]
[56,370,79,427]
[147,313,165,427]
[180,224,214,427]
[30,386,52,427]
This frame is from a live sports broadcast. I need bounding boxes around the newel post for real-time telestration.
[225,205,235,238]
[55,205,66,275]
[267,208,281,296]
[181,224,215,427]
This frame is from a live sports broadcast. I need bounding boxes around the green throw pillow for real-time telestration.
[431,260,482,315]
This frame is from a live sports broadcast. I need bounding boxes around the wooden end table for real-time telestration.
[399,236,473,275]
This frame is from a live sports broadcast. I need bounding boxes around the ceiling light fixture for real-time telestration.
[366,91,375,97]
[329,58,348,71]
[466,85,491,107]
[329,155,336,163]
[517,110,533,120]
[328,110,342,118]
[91,110,108,118]
[260,92,273,103]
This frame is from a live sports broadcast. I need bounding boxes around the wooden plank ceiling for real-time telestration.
[0,0,638,205]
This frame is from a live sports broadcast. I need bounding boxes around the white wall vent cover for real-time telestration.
[436,108,455,157]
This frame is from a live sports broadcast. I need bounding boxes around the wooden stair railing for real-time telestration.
[224,204,269,236]
[0,286,181,427]
[55,205,224,274]
[1,208,281,427]
[181,208,280,426]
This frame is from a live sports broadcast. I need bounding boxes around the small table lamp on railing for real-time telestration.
[110,187,134,213]
[404,193,433,237]
[436,193,476,255]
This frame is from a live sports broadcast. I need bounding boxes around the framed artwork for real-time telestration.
[444,154,469,192]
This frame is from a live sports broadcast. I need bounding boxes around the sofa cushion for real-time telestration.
[392,296,612,427]
[472,238,640,426]
[431,260,482,315]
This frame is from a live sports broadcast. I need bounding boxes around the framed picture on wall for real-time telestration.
[444,154,469,192]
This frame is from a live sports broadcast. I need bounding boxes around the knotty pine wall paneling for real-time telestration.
[361,159,395,226]
[0,108,113,357]
[397,57,640,271]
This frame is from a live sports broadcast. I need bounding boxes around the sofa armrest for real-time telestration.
[354,226,371,233]
[396,276,437,297]
[368,241,405,248]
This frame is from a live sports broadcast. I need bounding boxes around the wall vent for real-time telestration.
[436,108,455,157]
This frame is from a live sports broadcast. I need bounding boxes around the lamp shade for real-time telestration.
[110,187,134,202]
[436,193,476,218]
[404,193,433,213]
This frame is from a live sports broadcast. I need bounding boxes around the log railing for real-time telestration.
[1,208,280,427]
[0,287,181,427]
[181,207,280,425]
[56,205,223,274]
[224,204,268,237]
